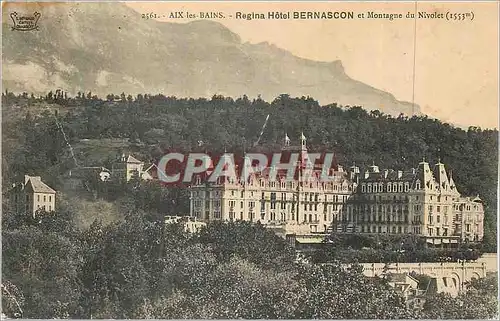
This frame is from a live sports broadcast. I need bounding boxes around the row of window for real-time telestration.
[354,215,411,223]
[37,204,52,211]
[25,204,52,212]
[338,225,424,234]
[454,204,482,211]
[360,182,410,193]
[209,210,337,223]
[349,204,410,213]
[428,215,449,225]
[355,194,411,202]
[194,176,353,191]
[427,227,450,236]
[428,205,450,213]
[25,194,53,202]
[360,225,409,234]
[194,190,350,203]
[192,190,222,198]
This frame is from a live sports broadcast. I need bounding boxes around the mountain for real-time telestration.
[2,2,420,116]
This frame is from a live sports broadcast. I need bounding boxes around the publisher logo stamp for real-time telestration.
[10,12,41,31]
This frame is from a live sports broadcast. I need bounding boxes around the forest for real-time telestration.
[2,205,498,319]
[1,91,498,318]
[2,91,498,250]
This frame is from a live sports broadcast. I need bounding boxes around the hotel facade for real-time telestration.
[189,134,484,244]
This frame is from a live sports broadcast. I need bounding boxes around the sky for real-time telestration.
[127,1,499,129]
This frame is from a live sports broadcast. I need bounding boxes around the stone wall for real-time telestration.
[356,261,487,296]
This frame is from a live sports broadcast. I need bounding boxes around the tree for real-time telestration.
[294,264,413,319]
[195,221,296,270]
[1,281,25,318]
[2,227,84,318]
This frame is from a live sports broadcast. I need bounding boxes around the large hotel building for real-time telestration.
[189,134,484,245]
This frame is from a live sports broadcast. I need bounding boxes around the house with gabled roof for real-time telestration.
[12,175,56,217]
[112,153,145,182]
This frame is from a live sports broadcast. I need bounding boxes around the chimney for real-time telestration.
[349,166,359,180]
[364,170,369,179]
[384,170,389,178]
[397,170,403,179]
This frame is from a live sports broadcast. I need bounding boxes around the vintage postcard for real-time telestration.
[1,0,498,319]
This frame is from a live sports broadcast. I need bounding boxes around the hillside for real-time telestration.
[1,93,497,252]
[2,2,419,117]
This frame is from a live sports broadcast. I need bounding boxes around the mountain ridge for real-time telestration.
[2,2,420,116]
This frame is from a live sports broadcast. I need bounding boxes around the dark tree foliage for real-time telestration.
[2,208,498,319]
[310,234,483,264]
[195,220,296,270]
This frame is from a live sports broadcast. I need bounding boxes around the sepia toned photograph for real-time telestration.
[1,1,499,319]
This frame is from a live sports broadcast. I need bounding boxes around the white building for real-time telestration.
[189,134,353,235]
[165,215,207,233]
[112,154,154,182]
[189,133,484,242]
[12,175,56,217]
